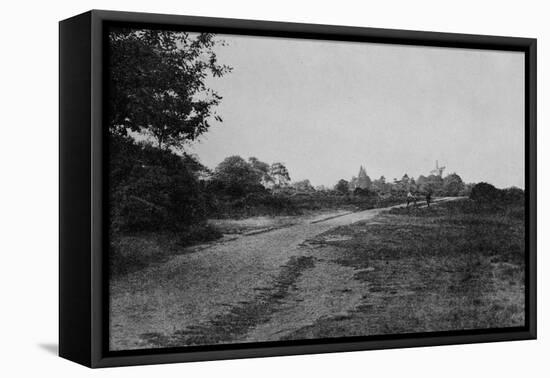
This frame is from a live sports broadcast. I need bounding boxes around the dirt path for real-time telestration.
[110,197,461,350]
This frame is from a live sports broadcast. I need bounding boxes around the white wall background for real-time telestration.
[0,0,546,376]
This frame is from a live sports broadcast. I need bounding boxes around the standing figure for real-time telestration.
[425,191,432,207]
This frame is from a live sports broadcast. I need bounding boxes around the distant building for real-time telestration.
[430,160,446,177]
[350,165,372,190]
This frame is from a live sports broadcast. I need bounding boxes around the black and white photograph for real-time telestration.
[2,0,548,375]
[107,25,527,352]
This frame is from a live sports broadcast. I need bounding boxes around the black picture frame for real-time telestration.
[59,9,537,368]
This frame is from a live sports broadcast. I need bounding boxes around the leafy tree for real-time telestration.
[335,179,350,194]
[416,175,428,191]
[372,176,388,193]
[248,157,273,187]
[422,174,444,195]
[270,162,291,187]
[443,173,465,196]
[392,174,410,194]
[212,156,263,196]
[108,28,231,150]
[292,179,315,192]
[107,29,232,236]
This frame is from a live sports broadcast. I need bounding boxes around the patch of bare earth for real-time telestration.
[207,210,351,236]
[110,206,381,350]
[140,255,317,347]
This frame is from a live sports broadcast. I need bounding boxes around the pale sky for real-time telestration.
[188,33,525,189]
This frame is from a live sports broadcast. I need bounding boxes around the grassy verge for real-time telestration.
[109,224,222,277]
[207,192,410,219]
[283,199,525,339]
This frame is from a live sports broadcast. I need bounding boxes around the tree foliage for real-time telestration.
[270,162,291,187]
[109,136,208,232]
[443,173,465,196]
[107,29,231,235]
[470,182,499,202]
[292,179,315,192]
[335,179,350,194]
[108,28,231,150]
[248,157,273,186]
[372,176,389,193]
[470,182,524,204]
[353,187,376,197]
[211,156,264,196]
[417,174,444,194]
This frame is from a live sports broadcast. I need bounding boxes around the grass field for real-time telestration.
[283,198,525,339]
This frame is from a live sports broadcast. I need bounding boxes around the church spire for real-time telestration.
[356,165,371,189]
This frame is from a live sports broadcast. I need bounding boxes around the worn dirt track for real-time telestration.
[110,197,460,350]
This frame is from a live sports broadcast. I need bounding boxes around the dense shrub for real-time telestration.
[109,135,208,233]
[353,187,377,197]
[470,182,524,204]
[207,190,299,218]
[501,187,525,203]
[470,182,501,202]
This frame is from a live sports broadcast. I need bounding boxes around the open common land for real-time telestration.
[110,196,524,350]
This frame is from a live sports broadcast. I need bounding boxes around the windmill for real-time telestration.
[430,160,445,177]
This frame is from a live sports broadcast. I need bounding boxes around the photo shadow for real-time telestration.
[38,343,58,356]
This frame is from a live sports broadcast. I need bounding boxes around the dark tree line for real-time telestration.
[332,172,467,197]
